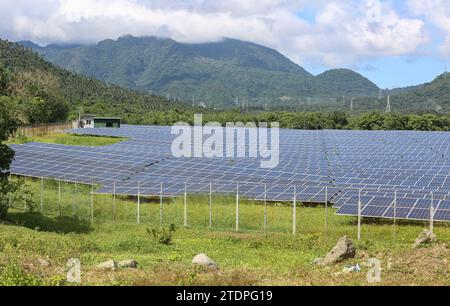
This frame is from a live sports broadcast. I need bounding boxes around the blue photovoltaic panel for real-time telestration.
[7,125,450,222]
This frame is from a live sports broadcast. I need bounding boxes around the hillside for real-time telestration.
[0,39,193,122]
[391,73,450,112]
[316,69,379,97]
[21,36,380,107]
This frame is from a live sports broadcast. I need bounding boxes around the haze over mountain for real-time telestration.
[19,36,381,107]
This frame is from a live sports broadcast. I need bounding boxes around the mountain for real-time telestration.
[390,73,450,112]
[316,69,379,97]
[1,39,193,122]
[20,36,380,107]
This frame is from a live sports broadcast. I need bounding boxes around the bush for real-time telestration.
[147,224,177,245]
[0,178,36,220]
[0,264,43,286]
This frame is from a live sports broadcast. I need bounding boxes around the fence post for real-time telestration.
[8,175,13,210]
[235,183,239,232]
[58,179,62,216]
[137,182,140,224]
[430,192,434,235]
[73,181,77,216]
[113,182,116,221]
[393,190,397,244]
[40,177,44,214]
[357,189,362,241]
[264,183,267,233]
[24,176,28,210]
[91,181,94,222]
[209,182,212,228]
[293,185,297,235]
[324,186,328,236]
[160,181,163,227]
[184,182,188,227]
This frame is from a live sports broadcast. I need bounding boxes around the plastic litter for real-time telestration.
[343,264,361,273]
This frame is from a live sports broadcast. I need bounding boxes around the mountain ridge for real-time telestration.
[18,35,381,107]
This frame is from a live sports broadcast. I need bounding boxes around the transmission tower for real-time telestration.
[386,95,391,113]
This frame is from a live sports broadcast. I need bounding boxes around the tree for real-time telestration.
[9,71,69,123]
[0,97,18,219]
[0,64,11,96]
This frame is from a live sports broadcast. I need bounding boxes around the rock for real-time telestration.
[192,254,218,270]
[118,260,138,269]
[312,258,323,265]
[96,259,117,271]
[321,236,356,266]
[413,229,436,249]
[37,258,51,267]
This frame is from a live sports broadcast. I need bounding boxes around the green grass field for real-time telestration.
[7,133,125,146]
[1,177,449,286]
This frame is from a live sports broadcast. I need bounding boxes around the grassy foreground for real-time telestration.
[0,178,449,286]
[7,133,125,146]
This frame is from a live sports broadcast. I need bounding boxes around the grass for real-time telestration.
[7,133,125,146]
[0,177,449,286]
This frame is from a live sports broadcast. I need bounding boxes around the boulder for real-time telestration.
[321,236,356,266]
[96,259,118,271]
[312,258,323,265]
[192,254,218,270]
[118,260,138,269]
[413,229,436,249]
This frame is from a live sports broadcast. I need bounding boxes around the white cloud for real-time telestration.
[408,0,450,58]
[0,0,430,67]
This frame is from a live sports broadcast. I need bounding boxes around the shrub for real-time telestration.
[147,224,176,245]
[0,178,36,220]
[0,264,43,286]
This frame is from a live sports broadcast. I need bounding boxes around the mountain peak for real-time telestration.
[20,36,381,105]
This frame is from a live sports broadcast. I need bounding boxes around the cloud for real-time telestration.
[0,0,431,67]
[408,0,450,59]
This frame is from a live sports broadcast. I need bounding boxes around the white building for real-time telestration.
[78,114,96,128]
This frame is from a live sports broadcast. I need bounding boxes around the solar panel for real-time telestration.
[7,125,450,222]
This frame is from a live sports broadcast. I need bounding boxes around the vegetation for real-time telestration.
[0,96,35,220]
[0,38,196,125]
[7,133,125,146]
[3,39,450,131]
[0,177,449,286]
[120,110,450,131]
[23,36,380,108]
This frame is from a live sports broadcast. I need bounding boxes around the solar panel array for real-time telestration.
[8,125,450,222]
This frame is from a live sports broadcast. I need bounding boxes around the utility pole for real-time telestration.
[192,94,195,107]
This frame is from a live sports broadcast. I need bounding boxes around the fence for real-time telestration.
[12,122,75,139]
[8,175,449,245]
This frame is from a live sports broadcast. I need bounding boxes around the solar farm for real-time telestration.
[8,125,450,224]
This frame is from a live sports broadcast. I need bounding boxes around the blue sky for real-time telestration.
[0,0,449,89]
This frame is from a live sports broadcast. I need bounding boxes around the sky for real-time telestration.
[0,0,449,89]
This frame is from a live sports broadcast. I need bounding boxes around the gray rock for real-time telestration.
[321,236,356,266]
[96,259,117,271]
[118,260,138,269]
[192,253,218,270]
[37,258,51,267]
[312,258,323,265]
[413,229,436,249]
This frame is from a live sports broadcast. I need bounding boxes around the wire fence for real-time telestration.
[8,175,449,243]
